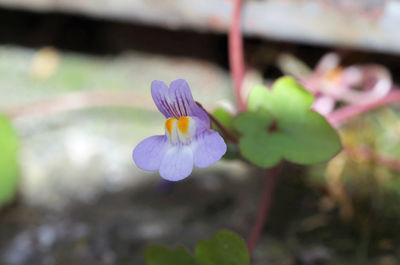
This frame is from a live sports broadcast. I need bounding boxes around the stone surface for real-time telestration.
[0,0,399,54]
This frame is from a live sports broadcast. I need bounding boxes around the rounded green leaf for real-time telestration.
[195,230,250,265]
[224,142,241,160]
[247,84,270,111]
[279,112,342,164]
[267,76,314,116]
[238,132,282,167]
[212,107,234,133]
[232,109,274,135]
[238,76,342,167]
[0,114,19,207]
[144,246,198,265]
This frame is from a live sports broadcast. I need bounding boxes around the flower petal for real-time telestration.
[169,79,210,124]
[151,80,172,118]
[315,53,340,74]
[159,145,194,181]
[193,130,227,168]
[311,96,335,115]
[133,135,168,171]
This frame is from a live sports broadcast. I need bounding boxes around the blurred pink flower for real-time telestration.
[301,53,392,115]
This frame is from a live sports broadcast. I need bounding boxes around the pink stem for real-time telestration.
[196,102,238,144]
[229,0,246,111]
[346,146,400,172]
[247,165,281,253]
[374,153,400,172]
[328,89,400,127]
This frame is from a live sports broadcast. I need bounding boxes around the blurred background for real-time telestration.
[0,0,399,264]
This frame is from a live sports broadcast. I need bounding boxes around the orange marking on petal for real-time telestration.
[325,66,343,82]
[178,116,190,135]
[165,118,175,135]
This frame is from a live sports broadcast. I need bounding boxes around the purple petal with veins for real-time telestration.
[151,79,210,125]
[151,80,172,118]
[133,79,227,181]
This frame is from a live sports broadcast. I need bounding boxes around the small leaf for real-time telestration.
[212,107,240,159]
[238,132,284,167]
[195,230,250,265]
[223,142,241,160]
[235,76,342,167]
[144,246,198,265]
[232,109,274,135]
[212,107,234,133]
[247,84,269,112]
[0,114,19,207]
[248,77,314,116]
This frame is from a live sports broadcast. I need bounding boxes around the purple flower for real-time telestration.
[133,79,227,181]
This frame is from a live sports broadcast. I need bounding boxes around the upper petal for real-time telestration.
[151,80,172,118]
[315,53,340,74]
[151,79,210,124]
[311,96,335,115]
[133,135,168,171]
[192,130,227,168]
[159,145,194,181]
[169,79,210,125]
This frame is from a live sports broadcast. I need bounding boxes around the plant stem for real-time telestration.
[196,102,239,144]
[346,146,400,172]
[328,89,400,127]
[209,113,239,144]
[229,0,246,111]
[247,164,281,253]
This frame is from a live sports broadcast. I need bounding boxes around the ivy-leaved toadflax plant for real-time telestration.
[133,79,227,181]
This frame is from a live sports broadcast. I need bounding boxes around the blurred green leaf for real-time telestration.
[212,107,241,160]
[195,230,250,265]
[212,107,234,134]
[144,231,249,265]
[144,246,198,265]
[224,142,241,160]
[247,78,313,113]
[233,109,274,135]
[0,114,19,206]
[237,131,284,167]
[233,76,342,167]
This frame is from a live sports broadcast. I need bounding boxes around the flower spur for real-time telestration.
[133,79,227,181]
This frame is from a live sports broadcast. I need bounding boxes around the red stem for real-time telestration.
[346,146,400,172]
[229,0,246,111]
[328,89,400,127]
[373,152,400,172]
[196,102,238,144]
[247,165,281,253]
[208,113,239,144]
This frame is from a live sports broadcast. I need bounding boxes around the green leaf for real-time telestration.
[212,107,234,133]
[0,114,19,206]
[144,246,198,265]
[248,77,314,118]
[222,142,241,160]
[211,108,240,159]
[232,109,274,135]
[238,132,284,167]
[195,230,250,265]
[234,76,342,167]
